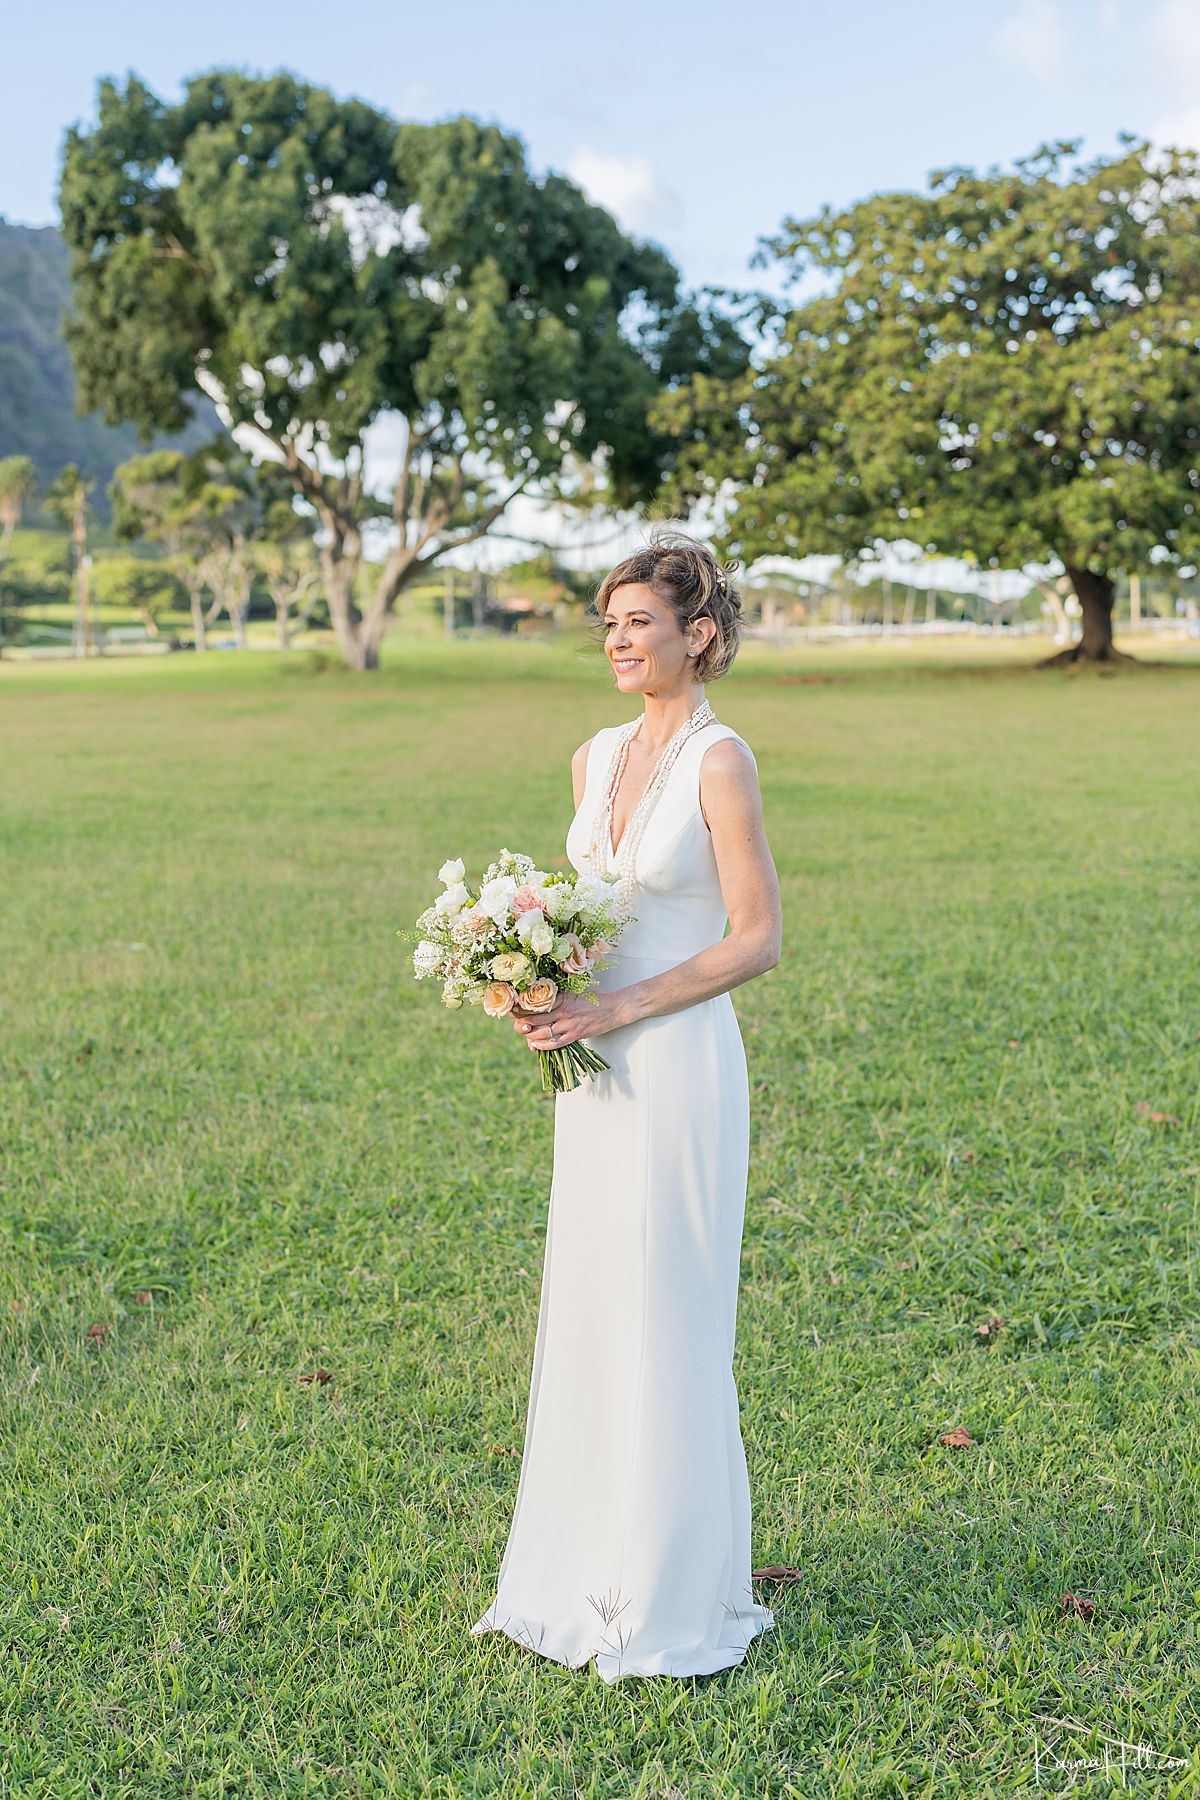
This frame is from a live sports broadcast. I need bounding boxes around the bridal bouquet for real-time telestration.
[400,848,637,1094]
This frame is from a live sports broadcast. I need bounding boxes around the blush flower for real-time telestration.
[481,981,519,1017]
[520,976,560,1013]
[554,931,589,975]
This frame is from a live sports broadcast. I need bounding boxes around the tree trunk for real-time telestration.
[230,576,248,649]
[1040,566,1136,665]
[276,602,289,650]
[359,610,386,670]
[190,587,207,652]
[72,496,91,657]
[320,538,368,669]
[1037,579,1071,644]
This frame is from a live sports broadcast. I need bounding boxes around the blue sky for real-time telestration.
[2,0,1195,291]
[3,0,1193,581]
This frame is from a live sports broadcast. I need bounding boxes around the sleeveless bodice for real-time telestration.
[565,718,755,978]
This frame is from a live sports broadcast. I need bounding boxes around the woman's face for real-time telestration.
[602,582,714,695]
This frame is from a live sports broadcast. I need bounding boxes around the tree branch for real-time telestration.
[415,474,533,564]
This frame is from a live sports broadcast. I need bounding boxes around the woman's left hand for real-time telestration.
[511,990,622,1051]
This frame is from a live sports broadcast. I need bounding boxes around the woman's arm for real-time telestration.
[612,738,782,1026]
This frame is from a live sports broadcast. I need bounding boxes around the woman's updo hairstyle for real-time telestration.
[589,526,744,685]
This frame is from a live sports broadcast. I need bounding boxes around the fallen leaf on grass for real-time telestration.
[298,1368,332,1385]
[1005,1039,1022,1049]
[133,1291,153,1306]
[752,1565,802,1583]
[1060,1592,1096,1617]
[898,1259,914,1271]
[940,1426,977,1448]
[1134,1102,1180,1125]
[489,1444,520,1457]
[85,1322,110,1343]
[974,1316,1005,1340]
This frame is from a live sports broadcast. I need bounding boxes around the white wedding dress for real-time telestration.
[470,716,776,1682]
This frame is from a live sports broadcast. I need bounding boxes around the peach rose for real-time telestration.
[518,976,560,1013]
[511,885,544,915]
[585,938,612,968]
[554,931,589,976]
[481,981,519,1017]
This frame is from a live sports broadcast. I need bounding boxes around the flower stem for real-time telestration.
[535,1042,611,1093]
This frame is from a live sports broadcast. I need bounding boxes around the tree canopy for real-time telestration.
[59,71,748,667]
[654,138,1200,661]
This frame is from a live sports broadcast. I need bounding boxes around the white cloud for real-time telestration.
[994,0,1069,85]
[565,146,683,238]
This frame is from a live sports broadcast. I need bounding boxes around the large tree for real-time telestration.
[58,71,747,669]
[655,138,1200,663]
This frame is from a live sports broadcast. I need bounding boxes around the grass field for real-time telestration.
[3,634,1199,1797]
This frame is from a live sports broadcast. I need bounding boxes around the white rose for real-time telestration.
[434,880,470,915]
[438,857,466,887]
[529,921,554,955]
[514,906,546,943]
[477,876,518,925]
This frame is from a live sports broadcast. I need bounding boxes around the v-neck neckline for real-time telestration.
[607,721,647,862]
[605,714,716,862]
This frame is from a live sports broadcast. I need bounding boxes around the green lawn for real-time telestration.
[3,636,1199,1797]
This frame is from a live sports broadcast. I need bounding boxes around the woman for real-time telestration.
[471,529,783,1682]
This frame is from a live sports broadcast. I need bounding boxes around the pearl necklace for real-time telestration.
[584,698,717,906]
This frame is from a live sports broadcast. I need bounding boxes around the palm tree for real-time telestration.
[46,464,96,656]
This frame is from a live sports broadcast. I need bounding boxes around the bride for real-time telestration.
[471,528,783,1682]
